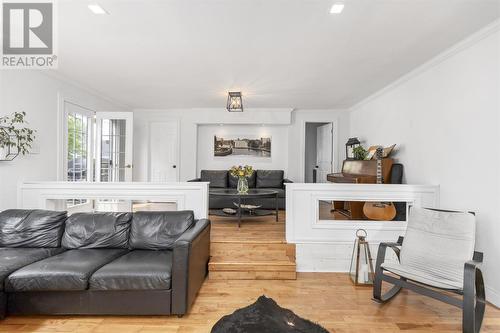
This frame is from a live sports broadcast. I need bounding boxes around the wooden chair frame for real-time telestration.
[373,234,486,333]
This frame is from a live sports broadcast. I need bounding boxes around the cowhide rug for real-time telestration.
[211,295,330,333]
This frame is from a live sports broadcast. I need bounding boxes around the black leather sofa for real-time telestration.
[189,169,292,209]
[0,209,210,318]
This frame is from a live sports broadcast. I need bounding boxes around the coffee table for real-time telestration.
[209,189,279,227]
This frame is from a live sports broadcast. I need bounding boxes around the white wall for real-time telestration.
[197,124,288,174]
[0,71,125,211]
[349,23,500,305]
[287,110,350,182]
[133,108,350,182]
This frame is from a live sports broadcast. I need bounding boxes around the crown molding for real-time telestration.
[350,19,500,112]
[40,70,132,111]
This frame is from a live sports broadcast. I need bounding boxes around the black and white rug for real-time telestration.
[211,295,330,333]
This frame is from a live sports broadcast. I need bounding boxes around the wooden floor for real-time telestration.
[2,212,500,332]
[2,273,500,332]
[208,211,297,280]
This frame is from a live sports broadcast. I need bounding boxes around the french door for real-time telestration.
[64,102,94,183]
[64,108,133,183]
[63,105,133,211]
[95,112,133,182]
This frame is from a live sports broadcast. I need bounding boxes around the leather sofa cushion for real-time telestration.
[129,211,195,250]
[62,212,132,249]
[0,248,65,291]
[256,170,284,188]
[89,250,172,290]
[228,172,256,188]
[201,170,228,188]
[6,249,128,291]
[0,209,67,248]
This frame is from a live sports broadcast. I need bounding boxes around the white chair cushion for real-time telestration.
[381,260,463,290]
[390,207,476,290]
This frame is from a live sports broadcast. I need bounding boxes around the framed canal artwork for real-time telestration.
[214,135,271,158]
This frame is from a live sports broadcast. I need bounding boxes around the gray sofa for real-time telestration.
[189,169,292,210]
[0,209,210,318]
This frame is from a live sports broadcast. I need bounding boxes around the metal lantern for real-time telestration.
[227,91,243,112]
[0,126,19,161]
[349,229,375,285]
[345,137,361,160]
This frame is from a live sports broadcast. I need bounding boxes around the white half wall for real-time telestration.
[197,124,288,174]
[286,183,439,272]
[0,71,126,211]
[349,22,500,305]
[18,181,209,220]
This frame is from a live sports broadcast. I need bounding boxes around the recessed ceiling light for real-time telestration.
[330,2,345,14]
[88,4,109,15]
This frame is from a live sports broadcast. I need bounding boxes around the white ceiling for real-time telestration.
[55,0,500,110]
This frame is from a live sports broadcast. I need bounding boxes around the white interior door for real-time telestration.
[149,121,179,182]
[316,123,333,183]
[95,112,134,182]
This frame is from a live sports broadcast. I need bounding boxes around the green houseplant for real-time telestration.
[352,146,368,160]
[0,112,36,161]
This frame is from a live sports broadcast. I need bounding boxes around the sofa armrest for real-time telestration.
[187,178,202,182]
[171,219,211,315]
[283,178,293,189]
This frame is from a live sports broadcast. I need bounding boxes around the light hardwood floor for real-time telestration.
[209,211,297,280]
[2,212,500,332]
[2,273,500,332]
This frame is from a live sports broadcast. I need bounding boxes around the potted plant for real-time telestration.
[230,165,254,194]
[352,146,368,160]
[0,112,36,161]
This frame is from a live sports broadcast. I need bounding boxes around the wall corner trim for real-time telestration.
[349,19,500,112]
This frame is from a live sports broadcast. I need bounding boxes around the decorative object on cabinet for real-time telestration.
[345,137,361,160]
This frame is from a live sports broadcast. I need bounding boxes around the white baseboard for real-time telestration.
[486,285,500,308]
[296,242,398,272]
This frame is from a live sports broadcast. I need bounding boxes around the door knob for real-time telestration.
[173,165,177,168]
[125,164,133,168]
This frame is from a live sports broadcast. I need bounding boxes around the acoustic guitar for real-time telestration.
[362,147,396,221]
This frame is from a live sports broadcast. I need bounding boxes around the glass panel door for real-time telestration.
[95,112,133,182]
[64,101,94,210]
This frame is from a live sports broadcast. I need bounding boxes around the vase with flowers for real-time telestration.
[230,165,253,194]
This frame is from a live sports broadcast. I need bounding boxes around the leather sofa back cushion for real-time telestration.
[62,212,132,249]
[228,172,256,188]
[130,211,195,250]
[201,170,228,188]
[0,209,67,248]
[256,170,284,188]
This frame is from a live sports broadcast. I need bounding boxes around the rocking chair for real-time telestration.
[373,207,485,333]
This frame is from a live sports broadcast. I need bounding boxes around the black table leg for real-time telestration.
[238,196,242,228]
[275,193,279,222]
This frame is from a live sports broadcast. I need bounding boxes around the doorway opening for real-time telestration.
[304,122,334,183]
